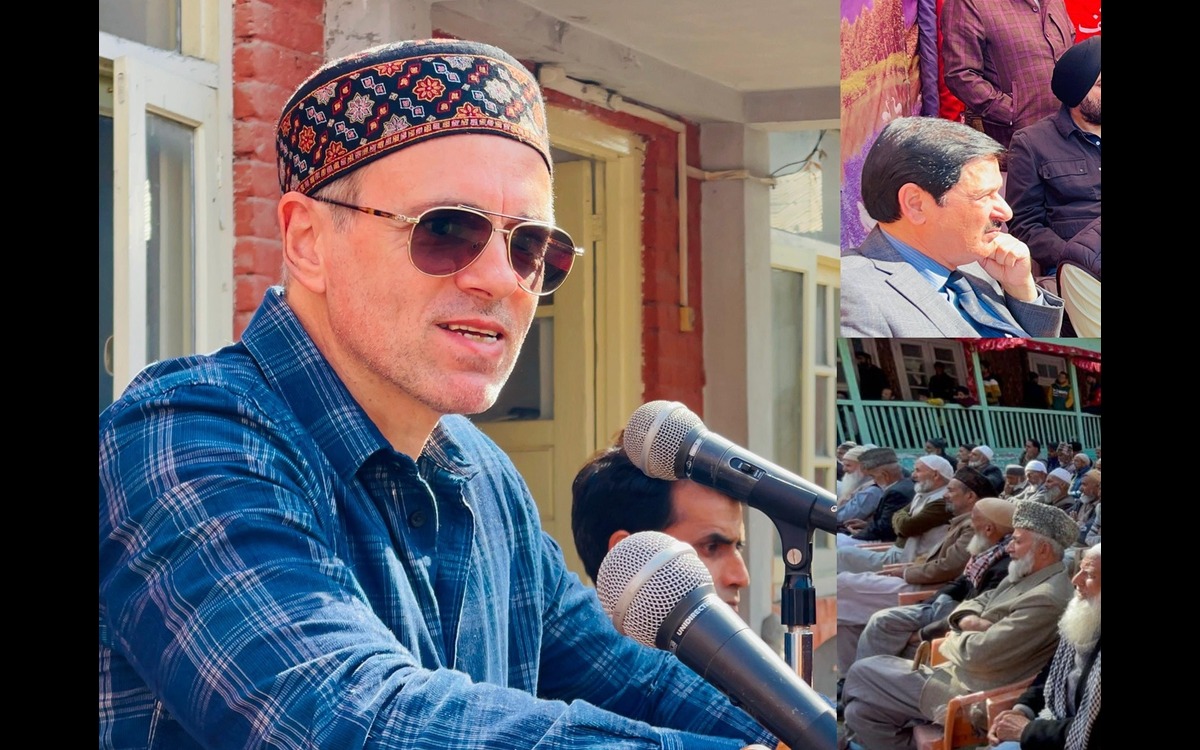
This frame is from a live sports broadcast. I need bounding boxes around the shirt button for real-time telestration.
[409,510,427,527]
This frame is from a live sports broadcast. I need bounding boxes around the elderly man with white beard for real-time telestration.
[1034,468,1075,511]
[849,498,1015,672]
[839,455,955,574]
[968,445,1006,496]
[1012,461,1048,502]
[842,501,1077,750]
[838,445,883,529]
[988,544,1101,750]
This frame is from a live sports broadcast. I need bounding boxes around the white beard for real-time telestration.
[1007,550,1035,582]
[968,459,986,469]
[1045,485,1065,503]
[966,533,994,556]
[838,471,866,504]
[1059,593,1102,649]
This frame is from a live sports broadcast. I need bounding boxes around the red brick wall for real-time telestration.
[231,0,324,336]
[542,89,707,415]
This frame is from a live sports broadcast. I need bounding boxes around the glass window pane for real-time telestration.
[772,269,803,469]
[100,0,180,52]
[476,317,554,421]
[100,113,115,412]
[814,376,829,455]
[144,112,195,363]
[816,284,829,366]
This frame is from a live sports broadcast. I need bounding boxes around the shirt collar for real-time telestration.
[879,228,953,293]
[240,287,478,483]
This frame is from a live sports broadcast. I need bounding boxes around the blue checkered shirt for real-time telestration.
[99,287,773,750]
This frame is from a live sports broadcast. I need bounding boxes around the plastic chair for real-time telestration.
[1057,263,1101,337]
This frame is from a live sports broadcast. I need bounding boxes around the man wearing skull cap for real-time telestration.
[99,39,777,750]
[1007,36,1102,276]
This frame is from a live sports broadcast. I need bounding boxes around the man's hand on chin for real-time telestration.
[978,233,1038,302]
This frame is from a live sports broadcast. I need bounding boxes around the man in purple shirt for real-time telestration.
[941,0,1075,151]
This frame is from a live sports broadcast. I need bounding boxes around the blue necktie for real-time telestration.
[944,271,1027,337]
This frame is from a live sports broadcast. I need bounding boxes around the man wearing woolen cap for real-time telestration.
[99,39,776,749]
[1007,35,1102,276]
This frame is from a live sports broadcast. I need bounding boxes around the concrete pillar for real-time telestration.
[699,122,775,629]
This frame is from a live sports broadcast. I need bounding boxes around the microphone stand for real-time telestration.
[773,518,818,687]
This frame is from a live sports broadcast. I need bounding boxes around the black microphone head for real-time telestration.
[596,530,713,648]
[622,401,705,480]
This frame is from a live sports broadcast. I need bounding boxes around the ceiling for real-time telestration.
[432,0,840,130]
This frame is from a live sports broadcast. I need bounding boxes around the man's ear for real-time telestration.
[896,183,932,225]
[607,529,631,552]
[279,192,327,294]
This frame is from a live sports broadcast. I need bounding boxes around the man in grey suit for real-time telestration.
[841,117,1063,338]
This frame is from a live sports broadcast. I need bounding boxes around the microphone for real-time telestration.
[623,401,838,534]
[597,531,836,749]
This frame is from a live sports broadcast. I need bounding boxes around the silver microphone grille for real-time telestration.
[596,530,713,648]
[622,401,705,480]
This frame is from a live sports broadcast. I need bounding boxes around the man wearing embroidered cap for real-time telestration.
[842,499,1074,750]
[99,40,775,749]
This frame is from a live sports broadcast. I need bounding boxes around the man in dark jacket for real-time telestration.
[1006,36,1101,276]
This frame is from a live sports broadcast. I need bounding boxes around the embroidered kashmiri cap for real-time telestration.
[1012,500,1078,549]
[1051,36,1101,107]
[277,39,551,195]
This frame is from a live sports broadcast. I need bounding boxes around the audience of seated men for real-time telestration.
[842,501,1079,750]
[847,498,1015,675]
[835,467,995,678]
[839,455,954,574]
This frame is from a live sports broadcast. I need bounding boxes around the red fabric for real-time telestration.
[1065,0,1102,40]
[936,0,966,121]
[965,338,1101,362]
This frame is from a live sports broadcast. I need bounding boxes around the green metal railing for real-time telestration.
[836,400,1101,452]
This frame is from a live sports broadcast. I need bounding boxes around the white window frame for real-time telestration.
[888,339,968,401]
[100,0,231,399]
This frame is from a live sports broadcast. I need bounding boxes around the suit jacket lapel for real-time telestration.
[859,229,983,336]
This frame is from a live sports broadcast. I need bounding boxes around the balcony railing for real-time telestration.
[836,400,1101,453]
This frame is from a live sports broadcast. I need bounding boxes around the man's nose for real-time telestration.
[994,195,1014,223]
[454,229,521,299]
[724,555,750,593]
